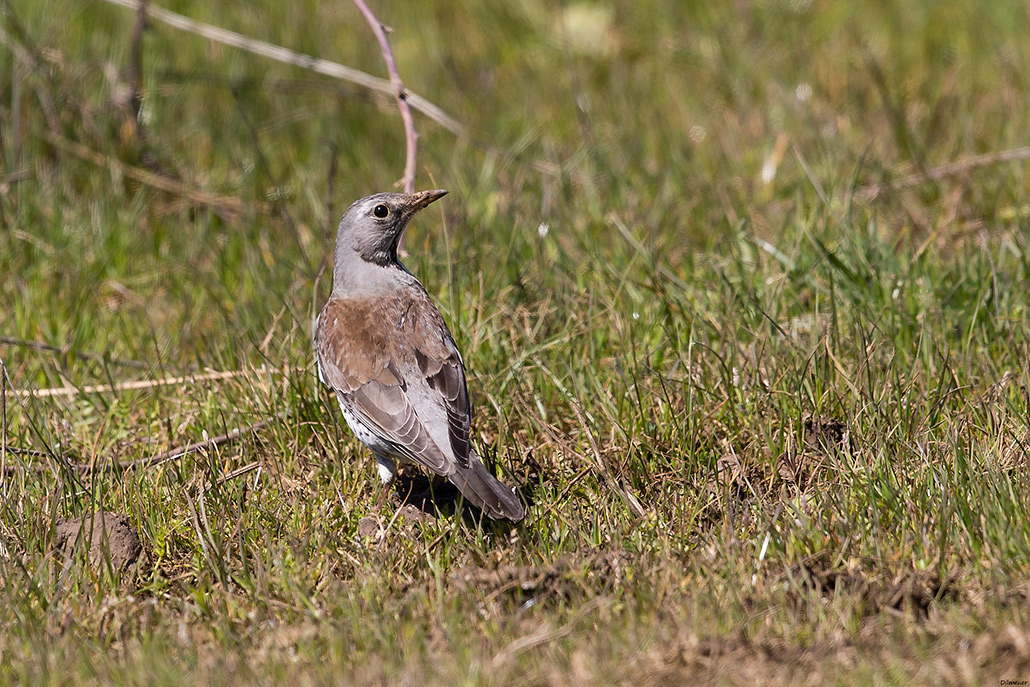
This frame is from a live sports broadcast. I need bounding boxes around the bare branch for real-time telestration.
[352,0,418,193]
[13,0,570,183]
[859,146,1030,200]
[42,131,248,216]
[99,0,467,137]
[0,335,149,370]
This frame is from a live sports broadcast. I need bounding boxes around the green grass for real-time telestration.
[3,0,1030,684]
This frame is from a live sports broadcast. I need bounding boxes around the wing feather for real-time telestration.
[315,296,460,475]
[415,344,471,469]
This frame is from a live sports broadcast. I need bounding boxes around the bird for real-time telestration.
[314,189,526,522]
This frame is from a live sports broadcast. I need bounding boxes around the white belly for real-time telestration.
[336,396,401,483]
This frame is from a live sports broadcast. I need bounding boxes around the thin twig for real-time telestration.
[209,460,261,490]
[858,146,1030,200]
[41,131,248,216]
[0,335,149,370]
[126,0,148,143]
[100,0,571,180]
[3,447,47,458]
[99,0,466,137]
[352,0,418,194]
[0,169,33,193]
[1,417,274,474]
[115,418,273,470]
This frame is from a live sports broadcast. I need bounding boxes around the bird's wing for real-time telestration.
[413,329,472,470]
[315,296,471,473]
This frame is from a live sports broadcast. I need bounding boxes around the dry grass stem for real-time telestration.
[16,368,270,399]
[1,418,275,474]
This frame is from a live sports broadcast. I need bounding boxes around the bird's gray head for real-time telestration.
[333,189,448,272]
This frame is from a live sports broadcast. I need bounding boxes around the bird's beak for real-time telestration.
[406,189,448,213]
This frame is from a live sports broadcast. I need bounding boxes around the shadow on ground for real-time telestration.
[388,463,540,527]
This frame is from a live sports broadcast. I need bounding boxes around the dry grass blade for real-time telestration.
[537,364,646,518]
[0,11,60,131]
[1,418,275,474]
[209,461,261,490]
[608,212,691,292]
[17,369,258,399]
[489,597,612,669]
[1,360,7,490]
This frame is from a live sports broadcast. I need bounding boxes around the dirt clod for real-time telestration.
[803,414,846,453]
[450,550,628,606]
[357,517,381,539]
[54,511,142,574]
[357,505,438,540]
[787,554,958,621]
[776,414,847,491]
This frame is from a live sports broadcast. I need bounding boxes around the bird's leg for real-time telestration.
[373,454,397,512]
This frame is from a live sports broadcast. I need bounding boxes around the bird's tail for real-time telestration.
[451,453,525,522]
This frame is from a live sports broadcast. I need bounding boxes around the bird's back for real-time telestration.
[315,285,472,471]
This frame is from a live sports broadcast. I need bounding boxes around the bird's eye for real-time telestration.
[373,204,390,218]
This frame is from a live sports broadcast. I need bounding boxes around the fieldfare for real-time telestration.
[314,190,525,522]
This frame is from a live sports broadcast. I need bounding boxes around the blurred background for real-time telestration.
[2,0,1028,372]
